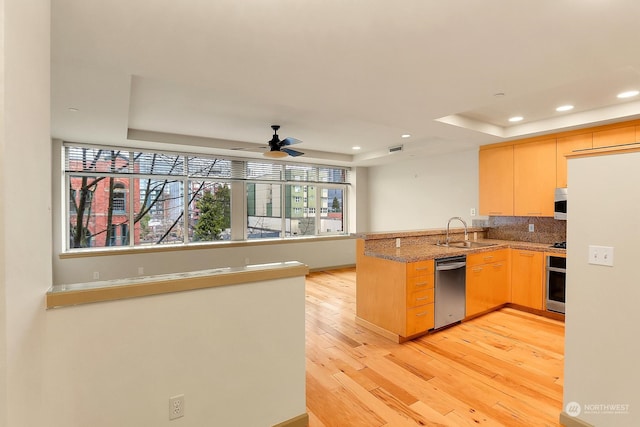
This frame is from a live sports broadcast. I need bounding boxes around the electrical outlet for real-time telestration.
[470,208,476,216]
[588,245,614,266]
[169,394,185,420]
[528,224,535,232]
[93,271,100,280]
[395,238,401,248]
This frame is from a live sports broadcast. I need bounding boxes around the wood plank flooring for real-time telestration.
[305,268,564,427]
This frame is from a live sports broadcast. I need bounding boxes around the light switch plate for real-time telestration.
[588,245,614,266]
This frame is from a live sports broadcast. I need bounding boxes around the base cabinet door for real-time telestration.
[466,249,509,316]
[510,250,544,309]
[466,265,487,317]
[488,260,510,308]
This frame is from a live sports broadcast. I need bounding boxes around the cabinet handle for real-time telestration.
[472,267,483,272]
[415,311,429,317]
[416,296,429,301]
[415,267,429,271]
[415,281,429,287]
[519,252,535,257]
[488,211,502,215]
[483,255,494,261]
[494,263,503,268]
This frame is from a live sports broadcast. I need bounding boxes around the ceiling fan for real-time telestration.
[264,125,304,158]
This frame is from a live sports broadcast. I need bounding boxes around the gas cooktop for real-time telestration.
[550,241,566,249]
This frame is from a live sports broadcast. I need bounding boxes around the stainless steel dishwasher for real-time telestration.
[434,255,466,329]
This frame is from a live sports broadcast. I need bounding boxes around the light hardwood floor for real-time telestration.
[305,268,564,427]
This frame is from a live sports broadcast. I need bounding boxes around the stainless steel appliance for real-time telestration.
[554,187,567,220]
[546,255,566,313]
[434,256,466,329]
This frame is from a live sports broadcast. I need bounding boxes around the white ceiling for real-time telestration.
[51,0,640,166]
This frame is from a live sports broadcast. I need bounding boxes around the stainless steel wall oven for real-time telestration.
[546,255,566,313]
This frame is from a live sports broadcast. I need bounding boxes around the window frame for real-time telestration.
[63,143,349,252]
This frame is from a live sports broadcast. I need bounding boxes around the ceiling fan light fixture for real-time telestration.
[263,149,288,158]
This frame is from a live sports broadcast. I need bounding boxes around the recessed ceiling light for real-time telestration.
[556,105,574,112]
[401,134,411,138]
[617,90,639,99]
[494,92,506,97]
[352,146,361,150]
[508,116,523,122]
[68,107,79,112]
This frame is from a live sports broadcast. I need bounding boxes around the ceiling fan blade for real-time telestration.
[282,147,305,157]
[281,137,302,146]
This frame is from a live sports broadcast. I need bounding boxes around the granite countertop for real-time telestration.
[354,227,485,241]
[364,239,565,263]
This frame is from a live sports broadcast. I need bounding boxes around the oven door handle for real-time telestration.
[547,267,567,273]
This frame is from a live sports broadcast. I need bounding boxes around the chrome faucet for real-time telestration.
[446,216,468,244]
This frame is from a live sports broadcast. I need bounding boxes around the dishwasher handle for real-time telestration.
[435,261,466,271]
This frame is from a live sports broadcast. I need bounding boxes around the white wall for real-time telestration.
[367,149,479,231]
[53,238,355,285]
[564,151,640,426]
[43,275,306,427]
[0,0,7,422]
[1,3,307,427]
[1,1,51,426]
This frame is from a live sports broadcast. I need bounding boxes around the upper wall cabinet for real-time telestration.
[556,133,593,188]
[479,119,640,218]
[592,126,636,148]
[514,138,556,217]
[479,145,514,216]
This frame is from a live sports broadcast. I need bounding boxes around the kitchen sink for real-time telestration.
[435,241,497,249]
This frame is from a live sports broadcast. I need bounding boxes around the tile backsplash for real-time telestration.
[480,216,566,244]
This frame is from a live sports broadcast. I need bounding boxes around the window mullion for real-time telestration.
[281,183,286,238]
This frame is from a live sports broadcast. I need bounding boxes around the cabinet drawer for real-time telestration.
[406,304,434,336]
[467,248,508,267]
[407,275,433,293]
[407,288,434,308]
[406,260,434,278]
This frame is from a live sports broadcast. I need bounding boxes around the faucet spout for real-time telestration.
[446,216,468,243]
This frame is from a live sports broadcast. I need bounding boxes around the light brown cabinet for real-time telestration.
[466,249,510,317]
[405,261,435,336]
[510,249,544,310]
[479,145,514,216]
[480,120,640,218]
[556,133,593,188]
[592,125,636,148]
[513,138,556,217]
[355,240,434,341]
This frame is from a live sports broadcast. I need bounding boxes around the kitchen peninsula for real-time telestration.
[355,228,565,343]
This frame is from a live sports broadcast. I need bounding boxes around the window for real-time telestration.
[112,183,126,213]
[64,143,349,251]
[247,183,282,238]
[189,181,231,241]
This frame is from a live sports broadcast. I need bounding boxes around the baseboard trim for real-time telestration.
[355,316,403,343]
[272,412,309,427]
[559,411,594,427]
[308,264,356,273]
[505,303,565,321]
